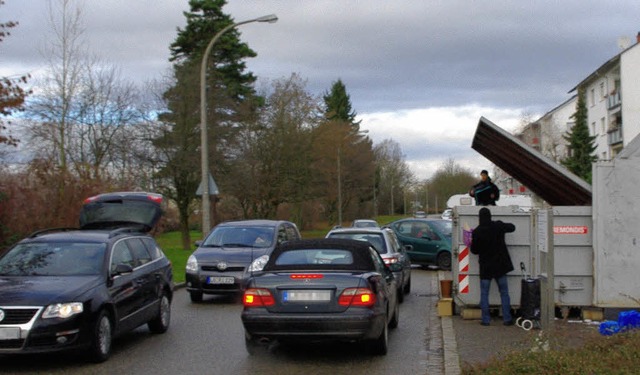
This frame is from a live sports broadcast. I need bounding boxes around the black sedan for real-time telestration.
[241,238,399,355]
[0,192,173,362]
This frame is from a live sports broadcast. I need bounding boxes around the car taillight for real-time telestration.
[290,274,324,279]
[338,287,376,307]
[146,194,163,204]
[383,256,399,265]
[243,288,275,307]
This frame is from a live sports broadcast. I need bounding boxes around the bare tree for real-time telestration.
[373,139,413,215]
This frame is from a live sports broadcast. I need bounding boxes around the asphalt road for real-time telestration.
[1,268,442,375]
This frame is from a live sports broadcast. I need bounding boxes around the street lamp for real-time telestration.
[337,129,368,227]
[200,14,278,235]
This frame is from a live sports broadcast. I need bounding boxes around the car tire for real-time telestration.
[370,319,388,355]
[190,290,203,303]
[403,276,411,294]
[389,301,399,329]
[148,292,171,333]
[437,252,452,270]
[89,310,112,363]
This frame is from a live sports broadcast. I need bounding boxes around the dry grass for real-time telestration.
[463,328,640,374]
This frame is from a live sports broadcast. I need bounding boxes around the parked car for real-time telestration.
[185,220,301,302]
[0,192,173,362]
[326,226,411,302]
[241,238,399,355]
[413,211,427,218]
[441,209,453,220]
[351,219,380,228]
[388,218,453,270]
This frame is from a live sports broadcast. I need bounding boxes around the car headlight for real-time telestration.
[42,302,83,319]
[248,255,269,272]
[186,255,198,273]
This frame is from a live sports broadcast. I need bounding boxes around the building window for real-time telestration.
[601,117,606,134]
[591,122,596,135]
[590,89,595,106]
[600,82,605,100]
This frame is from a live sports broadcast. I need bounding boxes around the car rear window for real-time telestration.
[274,249,353,266]
[265,239,375,272]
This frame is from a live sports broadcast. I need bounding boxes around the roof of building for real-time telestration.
[471,117,592,206]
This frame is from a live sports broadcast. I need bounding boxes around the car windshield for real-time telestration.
[0,242,106,276]
[327,233,386,254]
[429,220,453,237]
[203,226,275,248]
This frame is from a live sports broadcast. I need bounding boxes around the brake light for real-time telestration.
[383,256,399,265]
[146,194,163,204]
[83,196,99,204]
[243,288,275,307]
[338,287,376,307]
[290,274,324,279]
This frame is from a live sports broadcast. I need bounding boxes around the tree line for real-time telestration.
[0,0,418,250]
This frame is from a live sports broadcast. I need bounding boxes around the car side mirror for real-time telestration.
[194,240,203,247]
[114,263,133,275]
[404,244,413,251]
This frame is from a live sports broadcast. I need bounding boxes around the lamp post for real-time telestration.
[337,129,368,226]
[200,14,278,235]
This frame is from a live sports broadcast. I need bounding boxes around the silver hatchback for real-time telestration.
[325,227,412,302]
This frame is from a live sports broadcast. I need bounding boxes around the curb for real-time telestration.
[442,316,461,375]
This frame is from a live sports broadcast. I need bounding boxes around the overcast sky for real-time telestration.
[2,0,639,180]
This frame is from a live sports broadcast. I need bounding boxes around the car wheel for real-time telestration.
[403,276,411,294]
[389,301,400,329]
[148,292,171,333]
[89,310,112,363]
[370,319,388,355]
[437,252,452,270]
[190,290,203,303]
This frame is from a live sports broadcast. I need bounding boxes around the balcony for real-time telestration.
[607,91,621,110]
[608,126,623,145]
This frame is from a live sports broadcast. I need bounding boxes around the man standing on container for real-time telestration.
[469,170,499,206]
[470,207,516,326]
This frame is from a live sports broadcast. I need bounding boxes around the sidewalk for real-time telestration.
[433,271,602,374]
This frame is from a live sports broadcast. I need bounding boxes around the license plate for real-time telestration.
[0,327,20,340]
[283,290,331,302]
[207,276,234,284]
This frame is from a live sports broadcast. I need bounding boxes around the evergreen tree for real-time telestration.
[323,79,360,127]
[153,0,261,248]
[561,87,597,183]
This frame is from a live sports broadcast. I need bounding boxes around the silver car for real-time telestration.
[325,227,411,302]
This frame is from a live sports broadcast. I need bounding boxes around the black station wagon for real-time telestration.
[0,192,173,362]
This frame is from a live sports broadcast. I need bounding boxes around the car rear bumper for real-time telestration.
[241,308,386,341]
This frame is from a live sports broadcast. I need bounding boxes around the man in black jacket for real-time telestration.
[469,170,499,206]
[470,207,516,326]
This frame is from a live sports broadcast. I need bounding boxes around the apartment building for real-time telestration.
[570,32,640,161]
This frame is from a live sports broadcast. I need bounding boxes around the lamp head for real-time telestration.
[256,14,278,23]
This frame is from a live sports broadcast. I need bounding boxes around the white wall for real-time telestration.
[621,44,640,147]
[592,137,640,307]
